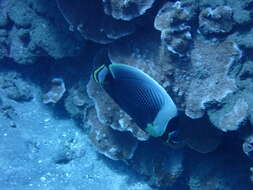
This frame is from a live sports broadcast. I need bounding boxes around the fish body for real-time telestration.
[93,63,177,137]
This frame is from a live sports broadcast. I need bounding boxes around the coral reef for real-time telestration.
[2,0,84,64]
[218,98,248,132]
[184,38,240,119]
[1,0,253,189]
[154,1,197,56]
[199,0,253,26]
[87,107,138,160]
[101,0,155,21]
[199,6,234,35]
[56,0,135,44]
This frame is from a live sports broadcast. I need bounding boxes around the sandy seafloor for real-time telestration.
[0,82,151,190]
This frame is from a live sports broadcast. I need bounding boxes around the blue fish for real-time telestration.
[93,58,177,137]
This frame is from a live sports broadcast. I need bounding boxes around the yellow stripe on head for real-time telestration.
[93,64,105,84]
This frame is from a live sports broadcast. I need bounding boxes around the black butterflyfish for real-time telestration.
[93,62,177,137]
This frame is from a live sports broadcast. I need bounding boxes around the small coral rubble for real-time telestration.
[43,78,66,104]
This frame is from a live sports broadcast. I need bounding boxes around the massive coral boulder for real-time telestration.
[183,38,240,119]
[101,0,155,21]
